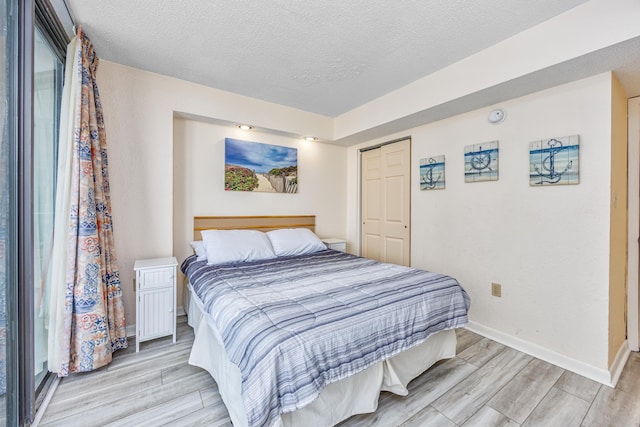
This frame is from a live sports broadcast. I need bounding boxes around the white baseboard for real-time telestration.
[466,321,620,387]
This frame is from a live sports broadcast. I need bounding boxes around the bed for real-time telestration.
[183,215,470,427]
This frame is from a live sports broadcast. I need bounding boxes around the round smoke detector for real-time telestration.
[488,109,506,124]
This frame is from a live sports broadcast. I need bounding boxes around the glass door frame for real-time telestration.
[15,0,36,424]
[4,0,23,425]
[6,0,68,424]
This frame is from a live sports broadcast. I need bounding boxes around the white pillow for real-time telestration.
[266,228,327,257]
[189,241,207,261]
[201,229,276,265]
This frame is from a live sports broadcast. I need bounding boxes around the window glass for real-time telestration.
[33,25,62,390]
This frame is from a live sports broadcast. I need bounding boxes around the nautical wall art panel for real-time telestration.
[224,138,298,193]
[464,141,499,183]
[529,135,579,186]
[420,155,445,190]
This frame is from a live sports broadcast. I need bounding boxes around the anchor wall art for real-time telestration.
[464,141,499,183]
[529,135,579,186]
[420,155,445,190]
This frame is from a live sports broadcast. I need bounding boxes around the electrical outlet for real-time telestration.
[491,282,502,297]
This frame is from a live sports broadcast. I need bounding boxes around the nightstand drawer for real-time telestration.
[138,267,174,290]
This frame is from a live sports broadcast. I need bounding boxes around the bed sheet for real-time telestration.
[182,250,469,426]
[187,283,457,427]
[182,248,469,426]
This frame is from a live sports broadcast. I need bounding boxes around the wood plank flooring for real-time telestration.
[36,316,640,427]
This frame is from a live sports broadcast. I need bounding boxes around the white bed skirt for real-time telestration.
[185,283,457,427]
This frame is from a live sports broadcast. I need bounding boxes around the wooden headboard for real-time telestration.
[193,215,315,240]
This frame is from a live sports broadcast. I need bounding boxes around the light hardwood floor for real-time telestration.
[37,316,640,427]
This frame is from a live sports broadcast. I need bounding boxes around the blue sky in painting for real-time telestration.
[225,138,297,173]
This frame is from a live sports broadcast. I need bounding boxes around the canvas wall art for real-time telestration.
[464,141,499,183]
[420,155,445,190]
[529,135,579,186]
[224,138,298,193]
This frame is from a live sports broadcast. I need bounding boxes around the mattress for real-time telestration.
[182,250,470,427]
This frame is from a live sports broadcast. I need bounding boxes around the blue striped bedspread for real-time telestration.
[182,250,470,427]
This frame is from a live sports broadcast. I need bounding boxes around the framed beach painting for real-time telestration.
[224,138,298,193]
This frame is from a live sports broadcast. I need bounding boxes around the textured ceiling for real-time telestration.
[65,0,593,117]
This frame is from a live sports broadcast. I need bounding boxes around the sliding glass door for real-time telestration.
[33,24,62,392]
[0,1,68,424]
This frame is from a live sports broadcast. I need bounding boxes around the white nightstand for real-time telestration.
[322,238,347,252]
[134,257,178,352]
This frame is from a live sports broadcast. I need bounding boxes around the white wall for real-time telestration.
[173,118,347,303]
[96,61,345,328]
[97,56,618,382]
[347,73,614,380]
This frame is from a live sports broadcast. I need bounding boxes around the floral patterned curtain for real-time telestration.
[48,26,127,376]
